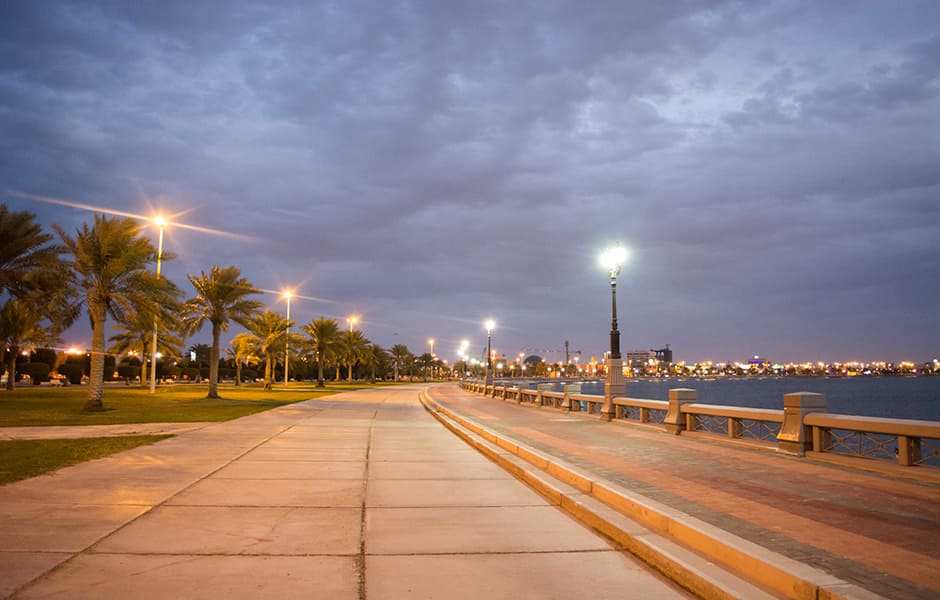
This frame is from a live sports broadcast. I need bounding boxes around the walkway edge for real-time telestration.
[421,388,888,600]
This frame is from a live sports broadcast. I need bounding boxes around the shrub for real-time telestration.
[58,363,85,384]
[20,362,51,385]
[117,365,138,381]
[164,365,182,380]
[182,367,201,381]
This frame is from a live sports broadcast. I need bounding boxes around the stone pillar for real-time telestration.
[602,358,625,420]
[665,388,696,434]
[776,392,827,456]
[537,383,553,408]
[564,383,581,412]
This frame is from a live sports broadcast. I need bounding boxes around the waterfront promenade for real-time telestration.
[1,385,691,599]
[428,383,940,600]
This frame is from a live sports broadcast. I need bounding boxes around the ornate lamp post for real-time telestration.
[600,245,628,419]
[283,290,292,387]
[484,319,495,386]
[149,216,166,394]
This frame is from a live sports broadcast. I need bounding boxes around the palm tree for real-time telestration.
[109,306,183,385]
[1,300,50,390]
[227,333,258,386]
[416,352,435,382]
[362,343,388,383]
[181,265,263,399]
[339,329,369,382]
[301,317,340,387]
[55,215,179,410]
[243,309,290,390]
[0,204,68,299]
[389,344,412,382]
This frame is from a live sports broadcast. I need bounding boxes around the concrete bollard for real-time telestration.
[665,388,697,435]
[776,392,827,456]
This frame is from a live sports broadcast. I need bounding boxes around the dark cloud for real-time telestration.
[2,0,939,363]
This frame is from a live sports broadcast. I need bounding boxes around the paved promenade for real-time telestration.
[1,385,690,599]
[428,384,940,600]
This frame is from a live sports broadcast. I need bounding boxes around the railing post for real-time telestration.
[665,388,696,435]
[729,417,742,439]
[537,383,553,409]
[776,392,827,456]
[898,436,920,467]
[564,383,581,413]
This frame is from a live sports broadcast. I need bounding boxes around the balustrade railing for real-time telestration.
[457,380,940,470]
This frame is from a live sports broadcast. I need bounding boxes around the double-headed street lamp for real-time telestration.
[484,319,495,386]
[149,216,166,394]
[600,245,628,419]
[283,290,292,387]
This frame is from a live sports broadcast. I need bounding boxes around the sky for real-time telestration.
[2,0,939,365]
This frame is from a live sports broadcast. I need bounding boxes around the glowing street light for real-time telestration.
[599,244,628,419]
[428,338,435,357]
[347,315,358,332]
[149,216,166,394]
[283,290,293,387]
[484,319,495,386]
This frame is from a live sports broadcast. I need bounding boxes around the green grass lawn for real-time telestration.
[0,382,394,426]
[0,435,172,485]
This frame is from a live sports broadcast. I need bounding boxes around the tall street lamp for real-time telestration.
[600,245,628,419]
[428,338,435,357]
[346,315,358,382]
[484,319,495,386]
[149,216,166,394]
[283,290,292,387]
[460,339,470,377]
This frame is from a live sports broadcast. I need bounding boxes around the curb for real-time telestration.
[421,389,887,600]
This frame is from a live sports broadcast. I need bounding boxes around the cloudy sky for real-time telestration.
[2,1,938,365]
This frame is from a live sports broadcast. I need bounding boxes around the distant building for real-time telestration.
[654,345,673,364]
[626,350,654,370]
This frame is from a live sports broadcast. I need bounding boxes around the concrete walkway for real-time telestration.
[1,385,690,599]
[428,384,940,600]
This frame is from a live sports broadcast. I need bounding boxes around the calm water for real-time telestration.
[516,377,940,421]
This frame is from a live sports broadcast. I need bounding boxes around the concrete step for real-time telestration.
[421,391,888,600]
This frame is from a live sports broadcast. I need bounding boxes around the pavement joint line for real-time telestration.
[7,421,299,598]
[359,407,378,600]
[421,389,891,600]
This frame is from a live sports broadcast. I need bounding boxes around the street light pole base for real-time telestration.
[602,357,625,420]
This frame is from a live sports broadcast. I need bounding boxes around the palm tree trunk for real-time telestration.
[264,354,273,390]
[85,301,106,411]
[335,365,340,382]
[348,362,353,382]
[208,321,221,398]
[317,355,325,387]
[235,360,242,386]
[5,345,17,391]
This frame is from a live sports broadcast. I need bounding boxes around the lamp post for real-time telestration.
[149,216,166,394]
[600,245,628,420]
[346,315,358,382]
[428,338,435,357]
[283,290,292,387]
[459,339,469,377]
[484,319,495,386]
